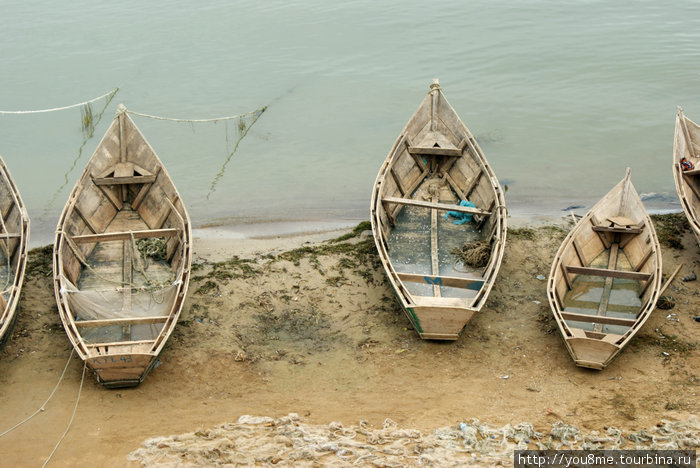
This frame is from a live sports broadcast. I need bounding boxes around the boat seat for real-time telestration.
[396,272,484,291]
[382,197,491,216]
[92,162,156,186]
[75,316,170,328]
[406,133,467,157]
[591,216,643,234]
[71,228,178,244]
[565,265,651,282]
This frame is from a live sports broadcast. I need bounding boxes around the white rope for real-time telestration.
[0,88,119,115]
[126,106,266,123]
[41,359,87,468]
[0,349,75,438]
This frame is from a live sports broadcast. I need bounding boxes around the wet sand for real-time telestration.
[0,216,698,466]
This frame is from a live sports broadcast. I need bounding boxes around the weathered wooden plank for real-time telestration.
[565,265,651,281]
[592,225,643,234]
[85,339,156,348]
[72,228,178,244]
[93,174,157,186]
[397,272,484,290]
[561,311,636,327]
[382,197,490,216]
[76,316,169,328]
[594,243,619,332]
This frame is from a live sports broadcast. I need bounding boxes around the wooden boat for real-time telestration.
[53,104,192,388]
[0,156,29,352]
[673,107,700,245]
[370,79,507,340]
[547,169,662,369]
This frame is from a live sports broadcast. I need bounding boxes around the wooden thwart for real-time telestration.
[71,228,178,244]
[382,197,490,216]
[592,225,643,234]
[565,265,651,282]
[76,315,170,328]
[560,311,636,327]
[396,272,484,290]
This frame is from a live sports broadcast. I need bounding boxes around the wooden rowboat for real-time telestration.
[0,156,29,352]
[547,169,662,369]
[370,80,507,340]
[673,107,700,245]
[53,105,192,388]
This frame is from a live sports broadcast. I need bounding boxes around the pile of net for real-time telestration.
[127,414,700,467]
[452,240,492,268]
[136,237,168,262]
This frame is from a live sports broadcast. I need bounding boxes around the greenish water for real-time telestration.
[1,1,699,245]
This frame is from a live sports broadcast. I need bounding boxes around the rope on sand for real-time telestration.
[0,88,119,115]
[0,349,75,439]
[41,360,87,468]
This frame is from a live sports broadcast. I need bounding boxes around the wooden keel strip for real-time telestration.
[594,243,619,332]
[430,193,440,297]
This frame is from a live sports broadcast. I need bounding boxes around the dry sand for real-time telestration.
[0,216,698,466]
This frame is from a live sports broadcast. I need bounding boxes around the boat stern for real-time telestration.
[87,353,157,388]
[566,337,621,370]
[405,304,478,340]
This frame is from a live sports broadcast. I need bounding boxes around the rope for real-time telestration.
[126,106,266,123]
[0,349,75,439]
[0,88,119,115]
[41,360,87,468]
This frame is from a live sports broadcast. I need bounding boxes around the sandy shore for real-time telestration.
[0,215,698,466]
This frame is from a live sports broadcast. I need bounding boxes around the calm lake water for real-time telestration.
[1,1,699,245]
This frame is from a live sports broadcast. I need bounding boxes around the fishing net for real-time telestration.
[62,278,177,321]
[127,414,700,467]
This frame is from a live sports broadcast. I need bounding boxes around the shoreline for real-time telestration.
[2,216,697,466]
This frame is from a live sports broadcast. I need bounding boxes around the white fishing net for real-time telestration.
[127,414,700,467]
[62,279,177,321]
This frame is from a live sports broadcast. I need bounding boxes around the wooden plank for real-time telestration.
[464,172,482,199]
[683,176,700,202]
[430,192,440,297]
[389,167,407,196]
[73,205,98,234]
[408,146,462,157]
[561,311,636,327]
[565,265,651,282]
[572,238,587,266]
[72,228,178,244]
[617,168,631,216]
[594,243,619,332]
[96,184,123,211]
[114,162,135,178]
[443,172,466,201]
[639,270,656,298]
[679,111,697,159]
[396,272,484,290]
[560,262,572,289]
[93,174,157,186]
[681,168,700,177]
[122,236,133,340]
[85,339,155,348]
[132,166,161,210]
[382,197,491,216]
[155,196,178,230]
[0,233,20,239]
[76,316,170,328]
[634,248,654,272]
[592,225,643,234]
